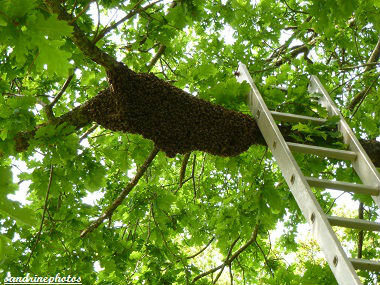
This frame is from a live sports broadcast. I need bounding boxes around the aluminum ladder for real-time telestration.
[236,63,380,285]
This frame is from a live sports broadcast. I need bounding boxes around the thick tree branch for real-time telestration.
[80,147,159,237]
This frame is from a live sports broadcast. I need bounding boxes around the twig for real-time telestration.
[50,72,75,108]
[80,147,159,237]
[229,264,233,285]
[235,257,246,285]
[146,44,166,71]
[69,0,94,24]
[353,32,364,62]
[79,124,99,142]
[187,236,215,259]
[282,0,309,14]
[192,154,196,199]
[192,224,259,283]
[92,0,100,40]
[151,205,180,260]
[178,152,191,190]
[255,241,274,277]
[329,70,367,95]
[145,203,153,244]
[348,34,380,110]
[93,0,163,44]
[25,164,54,269]
[326,192,346,214]
[350,74,379,118]
[213,236,240,284]
[44,0,118,69]
[340,62,380,71]
[357,202,364,259]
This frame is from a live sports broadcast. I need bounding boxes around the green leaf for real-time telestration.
[195,63,218,80]
[0,199,37,227]
[84,165,107,192]
[35,40,72,77]
[31,14,73,39]
[0,0,37,19]
[166,5,188,29]
[0,165,14,193]
[0,235,14,265]
[129,251,143,260]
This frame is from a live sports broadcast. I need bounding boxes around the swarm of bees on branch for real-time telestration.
[83,64,261,157]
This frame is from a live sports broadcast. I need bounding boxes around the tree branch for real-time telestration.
[357,202,364,259]
[25,164,54,269]
[178,152,191,189]
[282,0,309,14]
[80,147,159,237]
[213,236,240,284]
[69,0,94,24]
[274,37,317,67]
[340,62,380,71]
[348,34,380,110]
[79,123,99,142]
[255,241,274,277]
[146,44,166,71]
[192,225,259,283]
[350,74,380,118]
[50,72,75,108]
[44,0,119,69]
[187,236,215,259]
[93,0,163,44]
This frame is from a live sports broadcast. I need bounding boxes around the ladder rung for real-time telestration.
[328,216,380,231]
[271,111,327,125]
[287,142,357,161]
[349,258,380,271]
[306,177,380,196]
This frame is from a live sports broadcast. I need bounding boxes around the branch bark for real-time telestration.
[80,147,159,237]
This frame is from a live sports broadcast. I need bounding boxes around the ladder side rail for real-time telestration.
[309,76,380,208]
[237,63,362,285]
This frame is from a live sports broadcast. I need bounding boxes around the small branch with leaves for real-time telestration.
[192,224,260,283]
[80,147,159,237]
[93,0,163,44]
[25,164,54,270]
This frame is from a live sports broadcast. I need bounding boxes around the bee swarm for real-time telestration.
[83,64,262,157]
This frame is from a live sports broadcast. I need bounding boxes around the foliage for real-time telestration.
[0,0,379,284]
